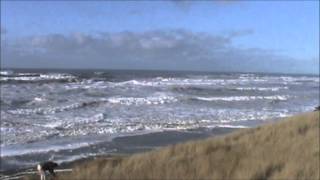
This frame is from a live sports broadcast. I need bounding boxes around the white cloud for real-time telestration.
[1,29,318,74]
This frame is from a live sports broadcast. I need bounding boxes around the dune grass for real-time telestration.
[26,111,319,180]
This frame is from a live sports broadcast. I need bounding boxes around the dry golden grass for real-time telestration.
[26,111,320,180]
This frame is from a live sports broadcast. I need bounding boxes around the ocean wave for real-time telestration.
[209,124,248,128]
[110,75,319,88]
[1,108,295,147]
[1,141,97,157]
[64,80,108,90]
[7,94,178,115]
[112,78,227,87]
[55,74,320,93]
[278,76,319,83]
[0,73,77,83]
[107,95,178,106]
[258,76,319,84]
[192,95,290,102]
[0,70,14,76]
[1,99,31,107]
[233,87,288,92]
[7,101,105,115]
[1,70,317,159]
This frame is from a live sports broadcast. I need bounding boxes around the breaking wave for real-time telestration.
[191,95,290,102]
[7,101,105,115]
[0,72,77,83]
[7,94,178,115]
[1,70,318,172]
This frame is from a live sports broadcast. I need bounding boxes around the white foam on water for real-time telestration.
[210,125,248,128]
[41,121,64,129]
[194,95,290,102]
[1,142,95,157]
[64,80,107,90]
[234,87,288,91]
[0,70,14,76]
[8,101,101,115]
[110,75,319,88]
[67,113,106,125]
[107,95,178,106]
[1,71,318,165]
[0,73,76,82]
[111,78,228,87]
[33,97,45,102]
[59,74,318,95]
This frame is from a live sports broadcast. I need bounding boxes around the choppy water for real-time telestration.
[0,69,319,172]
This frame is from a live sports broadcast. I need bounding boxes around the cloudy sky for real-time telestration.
[1,1,319,74]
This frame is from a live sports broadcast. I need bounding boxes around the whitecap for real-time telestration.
[193,95,290,102]
[107,95,177,106]
[8,102,93,115]
[0,73,76,82]
[234,87,288,92]
[0,70,14,76]
[211,125,248,128]
[1,142,96,157]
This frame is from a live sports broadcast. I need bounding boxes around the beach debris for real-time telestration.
[37,161,58,180]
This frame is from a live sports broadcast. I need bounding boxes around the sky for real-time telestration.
[1,1,319,74]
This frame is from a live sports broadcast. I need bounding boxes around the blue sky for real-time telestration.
[1,1,319,74]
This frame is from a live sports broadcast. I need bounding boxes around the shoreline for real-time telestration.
[0,126,239,178]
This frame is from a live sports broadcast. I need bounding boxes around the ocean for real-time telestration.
[0,69,319,173]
